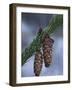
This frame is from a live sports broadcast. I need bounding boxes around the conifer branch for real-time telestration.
[22,15,63,65]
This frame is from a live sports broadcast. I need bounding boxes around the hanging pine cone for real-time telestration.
[42,34,54,67]
[34,50,43,76]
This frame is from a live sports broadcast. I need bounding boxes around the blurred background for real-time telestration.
[21,13,63,77]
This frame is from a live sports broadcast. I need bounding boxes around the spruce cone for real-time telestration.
[34,50,43,76]
[42,34,54,67]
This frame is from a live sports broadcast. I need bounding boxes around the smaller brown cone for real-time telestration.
[34,50,43,76]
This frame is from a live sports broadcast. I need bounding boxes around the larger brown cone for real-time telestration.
[34,50,43,76]
[42,34,54,67]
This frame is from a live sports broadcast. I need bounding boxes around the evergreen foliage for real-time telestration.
[22,15,63,65]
